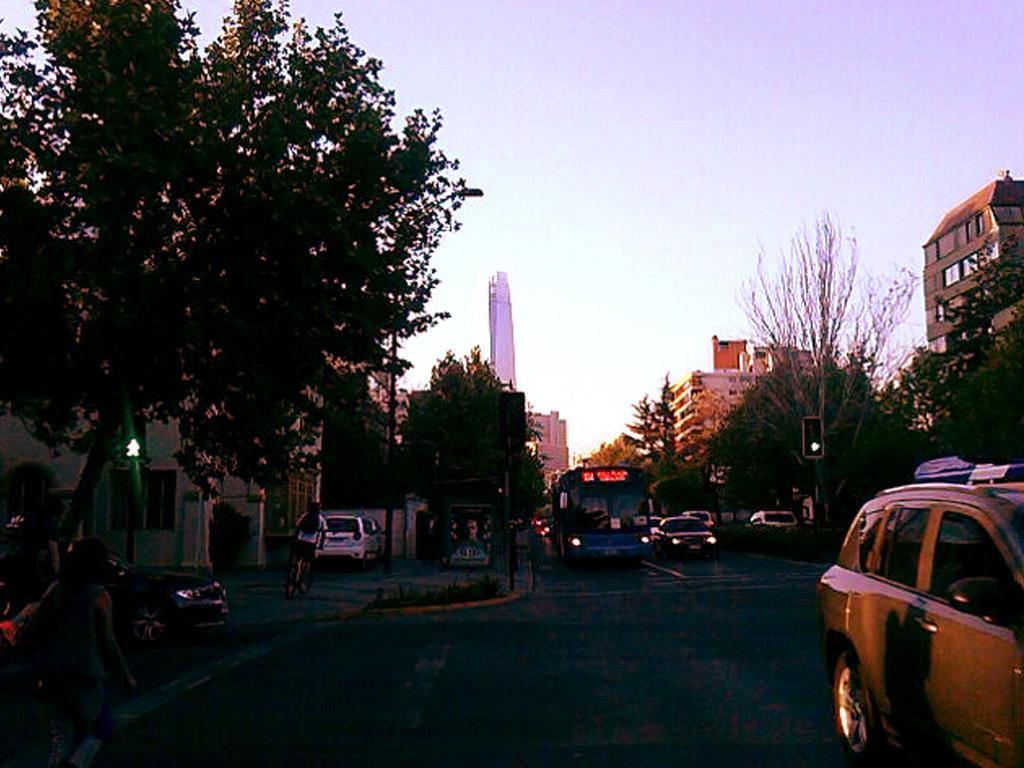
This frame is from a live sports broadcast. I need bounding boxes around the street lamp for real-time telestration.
[382,185,484,574]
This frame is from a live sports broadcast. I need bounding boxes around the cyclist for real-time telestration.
[288,502,324,595]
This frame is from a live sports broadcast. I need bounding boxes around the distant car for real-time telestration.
[531,516,552,537]
[104,554,228,643]
[318,513,380,569]
[749,510,798,527]
[817,461,1024,767]
[653,516,718,559]
[679,510,714,527]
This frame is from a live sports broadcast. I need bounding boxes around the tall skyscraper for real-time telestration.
[488,272,516,388]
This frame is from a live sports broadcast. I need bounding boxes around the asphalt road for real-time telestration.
[2,543,845,767]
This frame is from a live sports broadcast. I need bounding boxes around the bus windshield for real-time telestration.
[574,490,645,529]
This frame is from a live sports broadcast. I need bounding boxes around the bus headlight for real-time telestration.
[570,537,582,547]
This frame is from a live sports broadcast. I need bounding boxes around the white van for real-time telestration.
[318,513,381,569]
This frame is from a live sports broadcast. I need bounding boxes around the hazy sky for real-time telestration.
[4,1,1022,456]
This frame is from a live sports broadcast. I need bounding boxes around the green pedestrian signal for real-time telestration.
[126,438,141,458]
[802,417,825,459]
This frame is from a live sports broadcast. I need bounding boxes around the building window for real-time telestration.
[961,252,979,278]
[974,212,984,237]
[934,302,946,322]
[964,221,971,244]
[943,263,961,287]
[111,469,177,531]
[5,465,51,520]
[929,336,948,353]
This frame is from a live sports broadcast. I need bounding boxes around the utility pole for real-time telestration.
[384,331,398,575]
[499,391,525,592]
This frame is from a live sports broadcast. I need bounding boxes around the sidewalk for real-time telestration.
[217,555,532,628]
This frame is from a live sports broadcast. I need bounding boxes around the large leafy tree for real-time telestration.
[401,348,505,482]
[585,434,640,467]
[884,234,1024,461]
[0,0,464,535]
[400,347,546,516]
[626,374,677,468]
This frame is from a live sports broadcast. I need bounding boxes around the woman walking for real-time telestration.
[32,536,136,767]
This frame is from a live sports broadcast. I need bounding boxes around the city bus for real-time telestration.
[552,466,653,564]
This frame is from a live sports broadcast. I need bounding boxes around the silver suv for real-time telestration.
[816,462,1024,767]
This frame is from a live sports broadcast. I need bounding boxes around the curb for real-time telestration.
[360,587,525,616]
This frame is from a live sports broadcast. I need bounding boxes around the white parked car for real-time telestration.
[749,510,798,527]
[318,513,381,569]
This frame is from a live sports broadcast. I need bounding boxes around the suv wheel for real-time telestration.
[833,649,880,765]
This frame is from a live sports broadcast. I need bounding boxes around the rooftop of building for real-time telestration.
[925,171,1024,245]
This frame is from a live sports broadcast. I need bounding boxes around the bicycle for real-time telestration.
[284,552,313,599]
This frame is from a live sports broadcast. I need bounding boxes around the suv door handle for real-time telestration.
[914,616,939,634]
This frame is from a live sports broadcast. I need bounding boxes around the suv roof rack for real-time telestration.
[913,456,1024,484]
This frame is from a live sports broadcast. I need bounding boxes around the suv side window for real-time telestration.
[877,506,929,587]
[859,507,886,572]
[929,512,1015,601]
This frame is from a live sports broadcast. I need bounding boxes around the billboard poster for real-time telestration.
[447,504,492,567]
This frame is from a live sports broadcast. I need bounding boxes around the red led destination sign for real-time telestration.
[581,469,630,483]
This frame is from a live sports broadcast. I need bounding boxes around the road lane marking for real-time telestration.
[642,560,691,579]
[406,643,452,731]
[2,625,318,768]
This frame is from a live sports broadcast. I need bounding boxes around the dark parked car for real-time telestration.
[104,554,229,642]
[816,462,1024,767]
[1,547,228,643]
[652,516,718,559]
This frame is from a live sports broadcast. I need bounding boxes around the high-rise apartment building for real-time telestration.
[923,170,1024,353]
[671,336,778,452]
[488,272,516,388]
[531,410,569,482]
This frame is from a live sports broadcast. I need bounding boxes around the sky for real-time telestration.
[3,0,1023,458]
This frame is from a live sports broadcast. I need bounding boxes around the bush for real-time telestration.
[209,502,251,571]
[714,524,847,563]
[369,575,502,610]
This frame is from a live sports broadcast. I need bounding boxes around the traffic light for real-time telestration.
[802,416,825,459]
[499,391,527,456]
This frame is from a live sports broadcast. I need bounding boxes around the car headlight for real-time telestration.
[640,535,650,544]
[707,536,717,545]
[175,588,202,601]
[570,537,582,547]
[672,538,681,545]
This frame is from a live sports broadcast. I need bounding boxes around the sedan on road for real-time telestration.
[653,516,718,559]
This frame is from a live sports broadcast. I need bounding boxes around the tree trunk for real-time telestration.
[61,408,119,542]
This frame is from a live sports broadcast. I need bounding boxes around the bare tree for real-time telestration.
[740,212,915,519]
